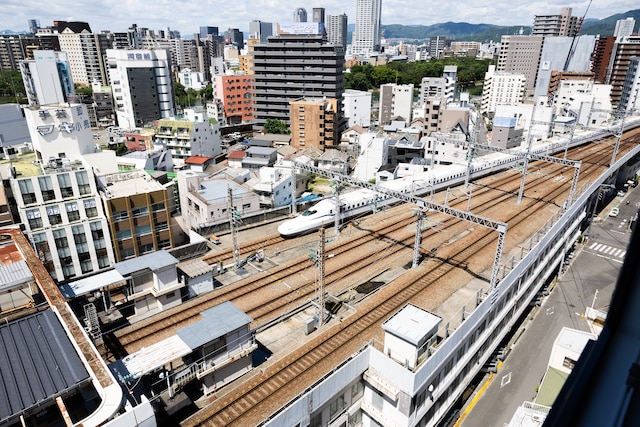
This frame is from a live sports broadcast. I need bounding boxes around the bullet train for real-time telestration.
[277,122,638,237]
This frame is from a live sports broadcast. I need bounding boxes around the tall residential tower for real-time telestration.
[352,0,382,56]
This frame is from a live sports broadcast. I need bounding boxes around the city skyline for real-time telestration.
[2,0,638,38]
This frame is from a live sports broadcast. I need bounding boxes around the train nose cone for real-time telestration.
[277,222,294,236]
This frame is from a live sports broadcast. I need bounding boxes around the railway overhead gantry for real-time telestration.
[292,161,508,294]
[465,139,582,206]
[435,133,583,208]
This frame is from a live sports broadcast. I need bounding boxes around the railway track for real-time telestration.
[182,134,609,426]
[106,135,631,359]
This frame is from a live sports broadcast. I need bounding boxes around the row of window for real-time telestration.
[26,199,98,230]
[19,171,91,205]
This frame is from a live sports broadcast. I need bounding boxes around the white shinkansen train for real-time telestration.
[277,123,633,237]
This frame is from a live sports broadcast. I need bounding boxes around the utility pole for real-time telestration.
[228,187,240,269]
[316,228,326,327]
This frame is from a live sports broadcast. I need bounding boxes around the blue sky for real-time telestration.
[1,0,638,36]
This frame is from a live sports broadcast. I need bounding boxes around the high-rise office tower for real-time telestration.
[249,20,273,44]
[106,49,175,130]
[352,0,382,56]
[313,8,325,24]
[294,8,308,22]
[28,19,40,34]
[614,17,636,38]
[199,26,219,40]
[326,13,348,49]
[497,35,544,98]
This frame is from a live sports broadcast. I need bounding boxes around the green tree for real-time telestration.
[264,118,290,134]
[0,70,25,100]
[199,84,214,101]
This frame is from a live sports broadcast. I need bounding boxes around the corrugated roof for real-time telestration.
[115,250,178,275]
[0,310,90,423]
[185,155,212,165]
[177,302,252,350]
[0,260,33,291]
[177,259,214,278]
[59,269,126,299]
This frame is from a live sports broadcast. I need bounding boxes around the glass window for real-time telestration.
[66,202,80,221]
[26,209,43,229]
[38,176,55,201]
[47,205,62,225]
[84,199,98,218]
[19,179,36,204]
[76,171,91,195]
[57,173,74,198]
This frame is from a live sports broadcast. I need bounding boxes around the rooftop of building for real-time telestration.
[99,170,170,198]
[0,149,89,179]
[0,309,91,424]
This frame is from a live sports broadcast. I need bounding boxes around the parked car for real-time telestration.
[609,208,620,218]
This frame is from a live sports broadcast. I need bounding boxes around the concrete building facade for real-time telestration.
[251,30,345,130]
[106,48,176,130]
[497,35,544,99]
[532,7,582,37]
[379,83,414,126]
[343,89,372,128]
[214,73,254,124]
[481,65,527,115]
[326,13,348,50]
[289,97,340,150]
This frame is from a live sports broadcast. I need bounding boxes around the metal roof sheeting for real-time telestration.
[0,260,33,291]
[177,301,252,350]
[114,250,178,275]
[0,310,90,422]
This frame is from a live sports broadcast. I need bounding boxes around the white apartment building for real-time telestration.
[343,89,372,128]
[176,171,261,231]
[10,103,115,282]
[481,65,527,115]
[178,69,207,90]
[554,80,612,127]
[248,167,294,208]
[614,17,636,38]
[106,49,175,130]
[20,51,75,107]
[494,102,555,143]
[154,110,222,166]
[352,133,389,182]
[379,83,414,126]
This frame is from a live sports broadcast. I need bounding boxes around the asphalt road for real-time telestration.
[460,188,636,427]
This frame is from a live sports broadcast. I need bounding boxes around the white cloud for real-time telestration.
[1,0,637,35]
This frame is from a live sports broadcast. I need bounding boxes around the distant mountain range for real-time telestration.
[378,9,640,42]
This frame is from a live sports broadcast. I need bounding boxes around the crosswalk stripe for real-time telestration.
[587,243,626,258]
